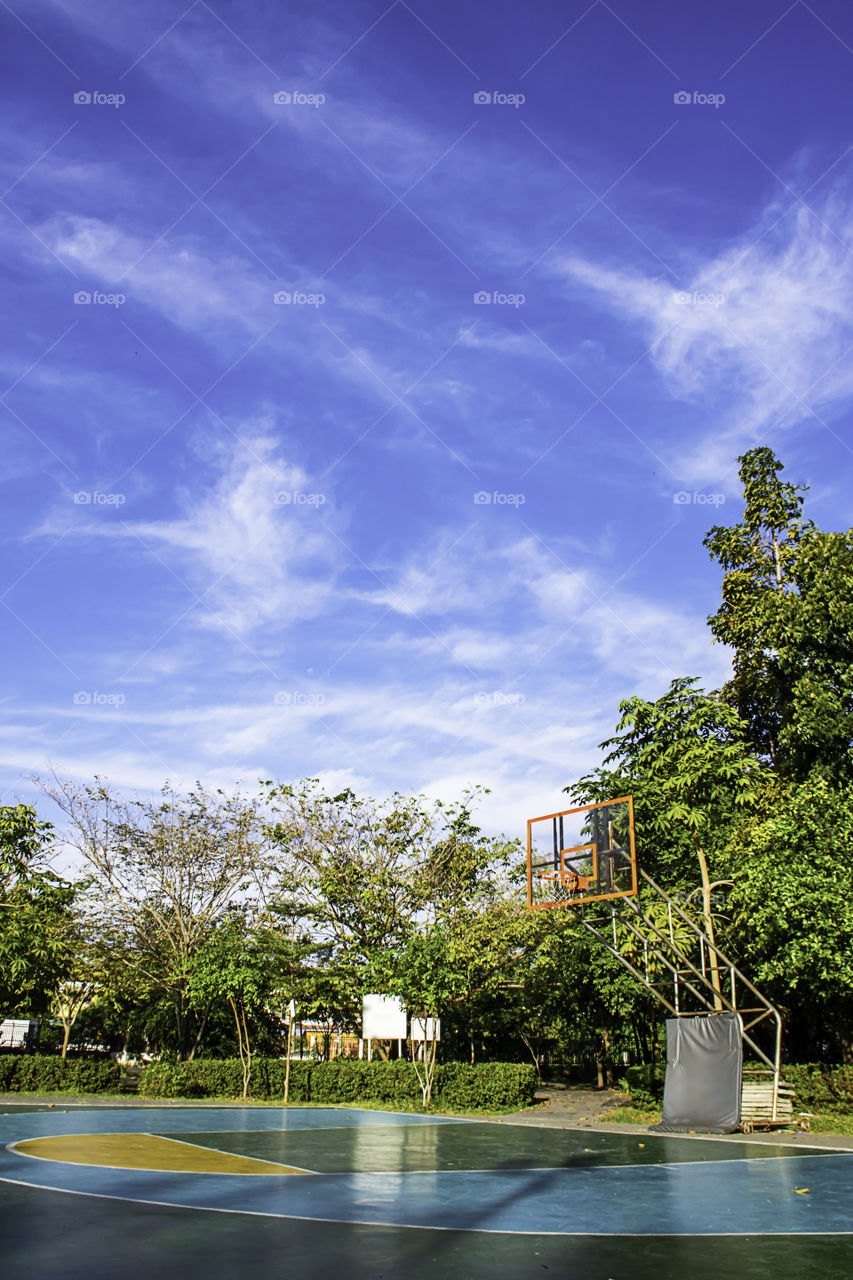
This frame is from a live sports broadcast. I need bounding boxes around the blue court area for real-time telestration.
[1,1104,852,1278]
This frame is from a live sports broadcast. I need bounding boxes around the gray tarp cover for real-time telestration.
[650,1012,743,1134]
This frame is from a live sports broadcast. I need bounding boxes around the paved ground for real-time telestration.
[493,1082,629,1127]
[4,1096,853,1277]
[2,1102,853,1279]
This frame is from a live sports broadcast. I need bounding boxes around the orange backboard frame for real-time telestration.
[526,795,638,910]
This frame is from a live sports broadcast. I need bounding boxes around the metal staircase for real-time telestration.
[578,869,786,1123]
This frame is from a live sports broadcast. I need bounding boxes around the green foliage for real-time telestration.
[137,1058,537,1109]
[572,677,763,888]
[0,1056,120,1094]
[36,778,275,1061]
[138,1058,312,1101]
[309,1059,420,1104]
[781,1064,853,1114]
[621,1063,666,1108]
[433,1062,536,1109]
[0,805,78,1015]
[725,777,853,1055]
[705,447,853,783]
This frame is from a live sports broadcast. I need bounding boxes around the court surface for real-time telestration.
[1,1104,852,1278]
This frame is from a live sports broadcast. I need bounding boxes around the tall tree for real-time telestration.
[263,781,514,1020]
[37,777,274,1059]
[705,447,853,782]
[570,678,765,1000]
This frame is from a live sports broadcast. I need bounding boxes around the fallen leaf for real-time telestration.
[793,1188,810,1194]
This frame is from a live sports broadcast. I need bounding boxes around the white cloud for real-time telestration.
[42,214,272,336]
[556,196,853,485]
[56,425,341,636]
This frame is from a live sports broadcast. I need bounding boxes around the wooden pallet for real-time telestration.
[740,1079,794,1131]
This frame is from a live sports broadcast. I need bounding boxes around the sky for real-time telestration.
[2,0,853,839]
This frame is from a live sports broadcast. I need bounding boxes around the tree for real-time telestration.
[725,776,853,1060]
[50,922,107,1058]
[0,805,77,1016]
[705,447,853,783]
[188,914,279,1097]
[263,780,517,1045]
[37,777,274,1059]
[571,678,765,1002]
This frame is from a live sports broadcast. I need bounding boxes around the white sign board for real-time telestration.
[0,1020,36,1049]
[362,994,406,1040]
[410,1017,441,1042]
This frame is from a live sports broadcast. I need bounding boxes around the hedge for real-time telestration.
[0,1056,121,1094]
[621,1062,853,1116]
[138,1058,537,1109]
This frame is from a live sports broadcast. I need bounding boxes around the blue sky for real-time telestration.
[3,0,853,836]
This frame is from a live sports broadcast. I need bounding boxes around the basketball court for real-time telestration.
[3,794,849,1276]
[1,1102,852,1278]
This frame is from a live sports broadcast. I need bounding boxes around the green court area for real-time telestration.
[1,1104,852,1278]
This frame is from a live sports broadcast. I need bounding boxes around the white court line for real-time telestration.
[0,1172,851,1237]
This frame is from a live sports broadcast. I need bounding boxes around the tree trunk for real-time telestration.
[410,1033,438,1108]
[693,832,723,1010]
[174,1000,189,1062]
[601,1028,615,1086]
[229,996,252,1099]
[517,1026,540,1076]
[60,1021,70,1059]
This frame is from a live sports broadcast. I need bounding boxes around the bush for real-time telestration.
[312,1060,420,1104]
[0,1055,120,1094]
[621,1063,666,1109]
[782,1064,853,1113]
[436,1062,536,1109]
[619,1061,853,1117]
[137,1058,537,1110]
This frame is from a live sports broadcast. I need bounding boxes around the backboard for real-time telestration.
[526,795,637,910]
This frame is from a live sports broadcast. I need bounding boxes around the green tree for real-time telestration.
[49,920,110,1058]
[571,678,765,1002]
[264,780,517,1046]
[725,776,853,1060]
[705,446,853,782]
[188,915,278,1097]
[38,777,274,1059]
[0,805,77,1016]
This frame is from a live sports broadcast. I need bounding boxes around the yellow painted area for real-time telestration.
[13,1133,310,1176]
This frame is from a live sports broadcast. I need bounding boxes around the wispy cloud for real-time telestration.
[57,426,342,636]
[555,195,853,484]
